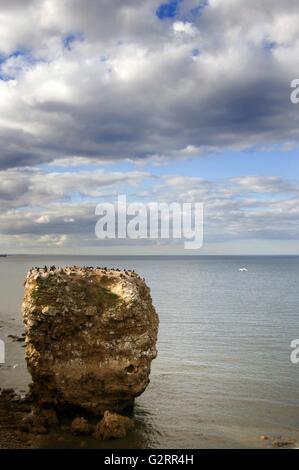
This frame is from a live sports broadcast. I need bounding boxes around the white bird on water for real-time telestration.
[239,268,248,272]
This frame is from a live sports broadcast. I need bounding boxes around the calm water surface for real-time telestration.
[0,255,298,448]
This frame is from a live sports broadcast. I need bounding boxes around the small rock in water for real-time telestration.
[93,410,134,440]
[34,425,48,435]
[7,334,25,343]
[39,409,59,427]
[71,417,91,436]
[1,388,15,396]
[272,439,295,448]
[21,408,58,434]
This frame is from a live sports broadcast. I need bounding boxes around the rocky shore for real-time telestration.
[0,389,34,449]
[1,385,297,449]
[0,387,136,448]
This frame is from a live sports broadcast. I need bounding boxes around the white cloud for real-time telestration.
[35,215,51,224]
[173,21,197,36]
[0,167,152,208]
[0,1,298,169]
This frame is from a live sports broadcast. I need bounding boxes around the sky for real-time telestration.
[0,0,299,255]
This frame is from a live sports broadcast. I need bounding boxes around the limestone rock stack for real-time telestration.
[22,266,159,414]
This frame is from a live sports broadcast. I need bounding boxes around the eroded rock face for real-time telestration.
[22,267,159,414]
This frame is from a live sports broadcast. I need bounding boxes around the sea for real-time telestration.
[0,255,298,449]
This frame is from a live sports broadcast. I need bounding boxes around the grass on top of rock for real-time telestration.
[31,278,122,312]
[84,285,122,310]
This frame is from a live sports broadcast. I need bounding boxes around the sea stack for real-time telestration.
[22,267,159,414]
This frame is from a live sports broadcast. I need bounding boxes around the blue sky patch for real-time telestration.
[156,0,182,20]
[0,49,28,65]
[185,1,208,22]
[0,49,29,81]
[156,1,208,22]
[0,48,47,81]
[0,74,13,81]
[63,32,85,50]
[263,41,278,52]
